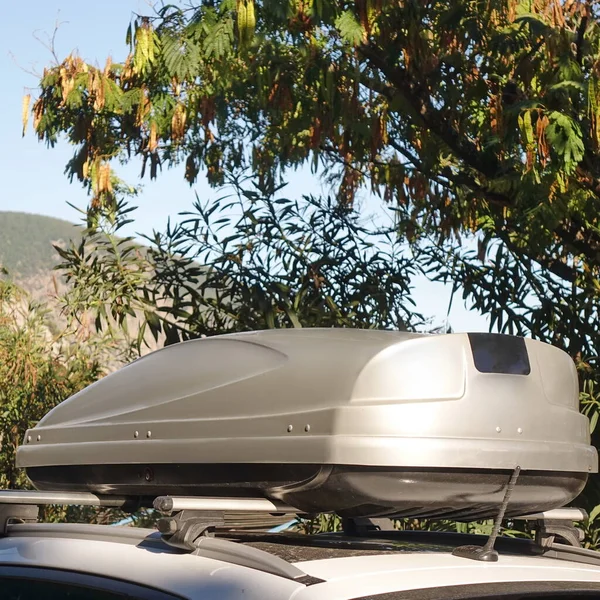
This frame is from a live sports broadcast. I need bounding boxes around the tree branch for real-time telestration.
[359,43,499,179]
[357,44,600,278]
[575,3,590,65]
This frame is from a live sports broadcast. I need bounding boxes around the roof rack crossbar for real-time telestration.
[153,496,299,514]
[153,497,300,553]
[515,508,588,521]
[0,490,132,508]
[151,497,323,585]
[0,491,300,514]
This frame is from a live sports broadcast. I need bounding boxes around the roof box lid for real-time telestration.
[17,330,598,519]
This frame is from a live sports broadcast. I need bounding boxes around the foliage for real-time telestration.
[294,514,343,534]
[28,0,600,272]
[291,514,534,538]
[55,178,422,351]
[29,0,600,403]
[0,279,102,489]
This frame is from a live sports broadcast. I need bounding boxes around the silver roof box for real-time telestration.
[17,330,598,519]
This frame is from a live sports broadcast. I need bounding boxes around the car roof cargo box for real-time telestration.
[17,330,598,520]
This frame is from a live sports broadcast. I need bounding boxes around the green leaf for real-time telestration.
[589,504,600,523]
[590,410,598,435]
[203,18,234,58]
[335,10,364,45]
[549,80,585,93]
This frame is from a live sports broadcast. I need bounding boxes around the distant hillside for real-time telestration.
[0,212,80,280]
[0,212,161,355]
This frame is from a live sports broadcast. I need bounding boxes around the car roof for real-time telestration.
[227,530,600,598]
[0,524,303,600]
[294,553,600,599]
[4,523,600,600]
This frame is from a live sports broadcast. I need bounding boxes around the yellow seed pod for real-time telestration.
[237,0,248,43]
[149,121,158,152]
[134,26,150,73]
[21,94,31,137]
[523,110,534,146]
[245,0,256,40]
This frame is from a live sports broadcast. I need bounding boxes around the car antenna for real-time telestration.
[452,465,521,562]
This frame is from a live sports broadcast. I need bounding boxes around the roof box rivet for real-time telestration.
[305,424,311,433]
[133,431,139,439]
[495,427,502,433]
[146,431,152,439]
[287,425,293,433]
[36,435,41,442]
[517,428,523,434]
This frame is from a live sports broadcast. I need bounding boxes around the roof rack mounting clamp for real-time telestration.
[514,508,588,549]
[151,496,322,583]
[0,504,39,534]
[453,465,521,562]
[155,510,324,584]
[342,517,395,535]
[157,510,225,551]
[535,518,585,549]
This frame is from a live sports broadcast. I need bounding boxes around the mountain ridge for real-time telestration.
[0,211,81,283]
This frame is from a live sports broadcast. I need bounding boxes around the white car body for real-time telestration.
[3,522,600,599]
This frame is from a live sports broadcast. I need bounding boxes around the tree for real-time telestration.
[28,1,600,270]
[28,0,600,352]
[56,180,423,349]
[25,0,600,537]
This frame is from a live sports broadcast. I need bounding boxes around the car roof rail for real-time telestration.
[0,490,323,586]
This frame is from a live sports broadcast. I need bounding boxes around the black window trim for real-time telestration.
[351,580,600,600]
[0,565,185,600]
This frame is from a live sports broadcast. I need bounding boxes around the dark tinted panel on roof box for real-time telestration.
[468,333,531,375]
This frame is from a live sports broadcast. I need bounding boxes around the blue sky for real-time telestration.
[0,0,204,233]
[0,0,489,332]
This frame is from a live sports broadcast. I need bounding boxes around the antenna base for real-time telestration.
[452,545,499,562]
